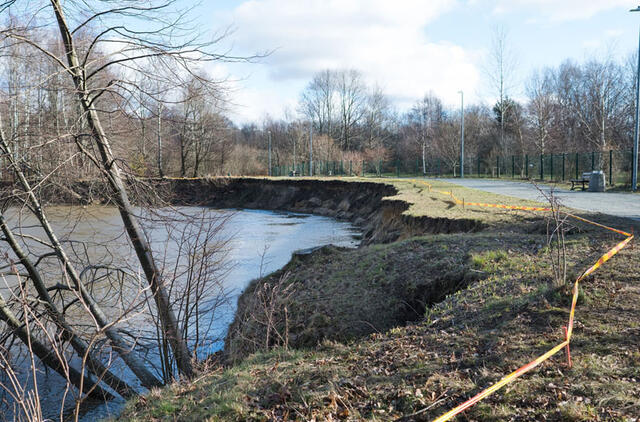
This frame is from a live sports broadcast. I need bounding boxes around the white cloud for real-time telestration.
[214,0,480,122]
[581,27,627,52]
[488,0,631,22]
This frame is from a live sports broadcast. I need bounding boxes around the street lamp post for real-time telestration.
[309,123,313,176]
[459,91,465,178]
[631,6,640,191]
[268,130,272,177]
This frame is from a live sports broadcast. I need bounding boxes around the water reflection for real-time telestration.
[0,206,358,421]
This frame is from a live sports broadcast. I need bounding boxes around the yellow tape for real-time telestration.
[432,340,569,422]
[168,176,632,420]
[383,178,633,422]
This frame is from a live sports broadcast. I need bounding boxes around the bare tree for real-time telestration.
[486,25,518,155]
[363,84,393,151]
[526,68,557,154]
[407,93,444,174]
[300,70,336,138]
[336,69,365,151]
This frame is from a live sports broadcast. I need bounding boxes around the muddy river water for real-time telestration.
[0,206,359,420]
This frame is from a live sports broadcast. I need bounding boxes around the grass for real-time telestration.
[116,176,640,421]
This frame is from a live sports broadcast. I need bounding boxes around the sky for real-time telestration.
[180,0,640,124]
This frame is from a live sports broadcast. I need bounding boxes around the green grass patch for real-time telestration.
[115,177,640,422]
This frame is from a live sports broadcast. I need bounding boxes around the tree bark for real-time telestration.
[0,292,113,401]
[0,214,137,399]
[0,120,162,389]
[50,0,194,379]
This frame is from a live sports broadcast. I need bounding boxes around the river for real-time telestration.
[0,206,359,420]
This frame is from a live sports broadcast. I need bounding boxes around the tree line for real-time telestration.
[3,22,637,181]
[254,55,637,177]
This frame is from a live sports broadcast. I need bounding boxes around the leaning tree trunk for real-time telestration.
[50,0,193,379]
[0,126,162,390]
[0,292,113,400]
[0,213,136,398]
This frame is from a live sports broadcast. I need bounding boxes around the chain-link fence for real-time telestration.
[272,150,638,188]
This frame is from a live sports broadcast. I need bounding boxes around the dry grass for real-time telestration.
[115,176,640,422]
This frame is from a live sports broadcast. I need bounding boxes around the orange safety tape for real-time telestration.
[391,178,633,421]
[565,235,632,340]
[564,212,632,237]
[431,235,632,422]
[431,340,570,422]
[170,175,631,417]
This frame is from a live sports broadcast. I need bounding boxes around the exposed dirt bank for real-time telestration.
[162,177,483,244]
[158,177,488,363]
[25,177,483,245]
[117,178,640,421]
[224,236,489,364]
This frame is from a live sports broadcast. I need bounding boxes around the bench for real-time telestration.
[570,172,591,191]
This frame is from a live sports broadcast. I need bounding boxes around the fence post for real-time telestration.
[362,160,365,177]
[550,154,554,181]
[512,155,515,178]
[525,154,529,178]
[540,154,543,180]
[349,160,352,176]
[575,153,579,180]
[591,151,595,171]
[562,153,566,181]
[495,156,499,178]
[609,150,613,186]
[378,160,382,176]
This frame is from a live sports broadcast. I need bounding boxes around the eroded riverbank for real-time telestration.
[162,177,484,244]
[118,177,640,421]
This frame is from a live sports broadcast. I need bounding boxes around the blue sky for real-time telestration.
[178,1,640,123]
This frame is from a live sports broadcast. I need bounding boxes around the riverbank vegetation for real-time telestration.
[118,178,640,421]
[2,1,639,420]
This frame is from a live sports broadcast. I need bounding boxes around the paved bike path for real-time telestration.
[438,178,640,221]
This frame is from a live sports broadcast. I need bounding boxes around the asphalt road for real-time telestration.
[438,178,640,221]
